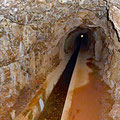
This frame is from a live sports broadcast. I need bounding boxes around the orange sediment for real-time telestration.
[68,52,113,120]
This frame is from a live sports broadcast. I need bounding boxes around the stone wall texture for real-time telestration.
[0,0,120,120]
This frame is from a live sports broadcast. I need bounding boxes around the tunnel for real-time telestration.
[0,21,114,120]
[37,27,113,120]
[1,1,120,120]
[38,28,89,120]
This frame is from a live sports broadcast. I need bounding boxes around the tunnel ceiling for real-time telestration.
[0,0,120,120]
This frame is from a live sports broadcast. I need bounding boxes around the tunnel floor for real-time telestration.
[38,45,80,120]
[38,47,113,120]
[62,50,113,120]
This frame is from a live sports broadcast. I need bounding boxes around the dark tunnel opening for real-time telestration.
[64,27,90,54]
[75,30,90,52]
[38,30,90,120]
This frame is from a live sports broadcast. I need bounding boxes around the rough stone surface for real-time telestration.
[0,0,120,120]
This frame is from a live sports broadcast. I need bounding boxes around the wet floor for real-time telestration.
[68,51,113,120]
[39,48,113,120]
[38,47,80,120]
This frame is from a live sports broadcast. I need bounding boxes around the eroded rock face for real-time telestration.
[0,0,120,120]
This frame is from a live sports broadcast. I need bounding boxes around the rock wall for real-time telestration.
[0,0,120,120]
